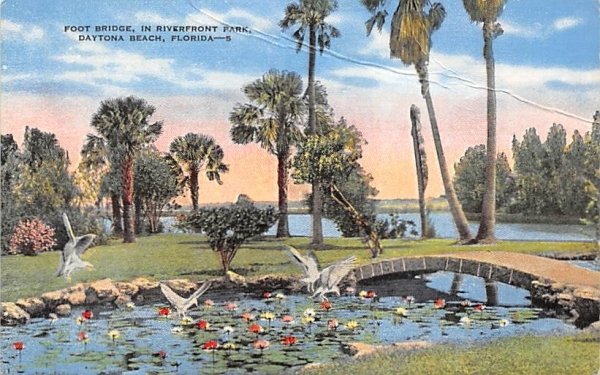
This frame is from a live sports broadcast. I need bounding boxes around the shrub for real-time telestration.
[375,214,418,239]
[185,203,277,274]
[8,218,56,255]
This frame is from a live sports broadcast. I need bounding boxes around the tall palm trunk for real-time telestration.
[410,105,429,239]
[190,168,199,211]
[476,21,498,243]
[308,24,324,246]
[111,192,123,235]
[276,151,290,237]
[416,60,472,242]
[121,154,135,243]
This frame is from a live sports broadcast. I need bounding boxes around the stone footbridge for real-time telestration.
[351,251,600,327]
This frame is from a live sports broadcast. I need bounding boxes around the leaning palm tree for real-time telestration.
[230,70,305,237]
[169,133,228,211]
[463,0,506,243]
[280,0,340,246]
[90,96,163,243]
[362,0,472,242]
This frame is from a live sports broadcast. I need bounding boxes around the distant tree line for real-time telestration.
[454,115,600,227]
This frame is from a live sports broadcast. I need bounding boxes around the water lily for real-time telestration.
[345,287,356,296]
[275,293,286,301]
[223,342,236,353]
[203,299,214,308]
[281,335,297,346]
[202,340,219,364]
[252,339,270,355]
[346,320,359,330]
[327,319,338,331]
[153,350,167,361]
[498,319,510,327]
[460,316,472,325]
[358,290,368,298]
[320,300,332,311]
[301,315,315,325]
[48,313,58,325]
[394,307,407,318]
[158,307,171,317]
[12,341,24,362]
[260,312,276,329]
[248,323,264,335]
[126,302,136,310]
[81,309,93,320]
[224,302,238,314]
[282,315,295,324]
[222,325,234,335]
[77,331,89,342]
[262,291,272,299]
[474,303,486,312]
[202,340,219,351]
[108,329,120,346]
[366,290,377,299]
[241,312,255,322]
[405,295,415,306]
[180,316,193,326]
[76,316,86,326]
[460,299,472,308]
[196,320,210,330]
[303,308,316,317]
[433,298,446,309]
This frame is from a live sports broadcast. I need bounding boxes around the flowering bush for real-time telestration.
[8,218,56,255]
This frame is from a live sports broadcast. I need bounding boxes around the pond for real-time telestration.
[155,212,594,242]
[1,272,578,374]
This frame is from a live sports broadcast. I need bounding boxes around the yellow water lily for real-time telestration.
[301,316,315,325]
[394,307,407,317]
[346,320,359,330]
[180,316,194,325]
[108,329,120,340]
[260,312,275,321]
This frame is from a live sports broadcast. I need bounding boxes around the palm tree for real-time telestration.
[362,0,472,242]
[463,0,506,244]
[280,0,340,246]
[169,133,228,211]
[230,70,305,237]
[90,96,163,243]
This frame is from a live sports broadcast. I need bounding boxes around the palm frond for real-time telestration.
[463,0,506,22]
[360,0,387,13]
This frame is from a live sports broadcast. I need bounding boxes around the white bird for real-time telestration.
[159,281,212,317]
[286,246,320,293]
[55,213,96,281]
[312,256,357,300]
[286,246,356,299]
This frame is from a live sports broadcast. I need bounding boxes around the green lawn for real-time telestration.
[1,234,595,301]
[300,333,600,375]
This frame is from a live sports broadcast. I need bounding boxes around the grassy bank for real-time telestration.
[301,333,599,375]
[1,235,596,302]
[464,212,585,225]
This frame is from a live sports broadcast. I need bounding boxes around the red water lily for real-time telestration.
[153,350,167,360]
[281,336,297,346]
[158,307,171,317]
[282,315,294,324]
[252,339,270,353]
[327,319,339,331]
[320,300,332,311]
[196,320,209,330]
[224,302,238,311]
[77,331,89,342]
[241,312,255,322]
[248,323,263,334]
[81,310,93,320]
[366,290,377,299]
[262,291,272,299]
[202,340,219,351]
[13,341,25,351]
[433,298,446,309]
[474,303,486,312]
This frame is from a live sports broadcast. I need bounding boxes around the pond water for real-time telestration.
[155,212,593,242]
[1,272,578,374]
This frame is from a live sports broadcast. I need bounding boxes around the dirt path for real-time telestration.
[443,251,599,288]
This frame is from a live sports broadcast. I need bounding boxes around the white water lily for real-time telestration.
[126,302,136,310]
[460,316,472,325]
[171,326,183,334]
[222,325,235,334]
[303,308,316,317]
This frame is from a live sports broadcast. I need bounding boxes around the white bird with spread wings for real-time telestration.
[286,246,356,300]
[159,281,212,317]
[55,213,96,281]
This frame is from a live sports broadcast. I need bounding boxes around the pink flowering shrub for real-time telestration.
[8,218,56,256]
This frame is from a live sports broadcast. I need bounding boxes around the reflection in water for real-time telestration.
[1,274,575,374]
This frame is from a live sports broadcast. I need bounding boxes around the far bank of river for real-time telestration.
[158,212,594,242]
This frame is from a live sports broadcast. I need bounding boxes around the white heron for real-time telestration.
[286,245,356,300]
[55,213,96,281]
[159,281,212,317]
